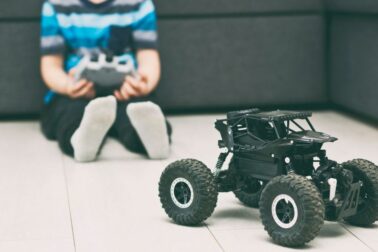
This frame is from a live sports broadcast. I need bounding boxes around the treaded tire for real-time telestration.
[343,159,378,226]
[355,159,377,167]
[159,159,218,225]
[259,174,324,247]
[234,179,264,208]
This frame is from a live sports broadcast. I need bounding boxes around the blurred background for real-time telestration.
[0,0,377,122]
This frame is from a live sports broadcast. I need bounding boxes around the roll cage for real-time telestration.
[215,110,316,152]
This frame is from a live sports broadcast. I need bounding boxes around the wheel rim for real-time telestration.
[271,194,298,229]
[170,178,194,208]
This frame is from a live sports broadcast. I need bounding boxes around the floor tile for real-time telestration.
[206,193,262,230]
[211,222,372,252]
[62,149,222,252]
[1,110,376,252]
[0,122,74,246]
[62,111,377,251]
[342,223,378,251]
[0,239,74,252]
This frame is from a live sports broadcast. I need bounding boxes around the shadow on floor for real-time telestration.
[211,206,260,221]
[160,217,208,229]
[263,236,313,250]
[318,222,347,238]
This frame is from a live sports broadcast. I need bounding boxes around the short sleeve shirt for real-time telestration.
[41,0,158,71]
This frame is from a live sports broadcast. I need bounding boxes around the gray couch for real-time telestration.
[327,0,378,120]
[0,0,376,121]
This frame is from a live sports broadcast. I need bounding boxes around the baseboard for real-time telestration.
[330,103,378,127]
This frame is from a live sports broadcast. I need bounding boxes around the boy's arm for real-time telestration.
[137,48,161,92]
[41,55,95,98]
[114,0,161,101]
[40,2,94,99]
[41,55,70,94]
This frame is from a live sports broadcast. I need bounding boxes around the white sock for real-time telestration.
[71,96,116,162]
[126,101,170,159]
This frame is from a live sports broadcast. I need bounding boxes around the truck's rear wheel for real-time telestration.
[259,175,324,247]
[343,159,378,226]
[159,159,218,225]
[234,179,264,208]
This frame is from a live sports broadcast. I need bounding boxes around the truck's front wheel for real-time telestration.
[159,159,218,225]
[259,175,325,247]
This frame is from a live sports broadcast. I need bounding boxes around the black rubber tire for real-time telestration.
[354,158,378,169]
[343,159,378,226]
[234,179,264,208]
[259,174,325,247]
[158,159,218,226]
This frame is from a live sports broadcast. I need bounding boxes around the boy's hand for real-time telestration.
[66,79,95,99]
[65,68,96,99]
[114,73,150,101]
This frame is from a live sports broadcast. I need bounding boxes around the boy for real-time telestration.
[40,0,171,162]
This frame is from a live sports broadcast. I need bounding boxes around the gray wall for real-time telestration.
[155,0,324,14]
[155,1,326,109]
[326,0,378,13]
[327,1,378,120]
[157,16,326,110]
[0,1,45,115]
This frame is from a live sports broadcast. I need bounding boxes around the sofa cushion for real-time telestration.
[156,0,324,16]
[0,0,43,19]
[0,22,46,115]
[326,0,378,14]
[0,0,324,19]
[156,16,326,110]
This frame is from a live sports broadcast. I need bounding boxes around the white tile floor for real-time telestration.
[0,111,377,252]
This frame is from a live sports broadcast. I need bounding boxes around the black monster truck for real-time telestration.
[158,109,378,247]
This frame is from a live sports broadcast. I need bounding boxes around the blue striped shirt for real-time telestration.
[41,0,158,72]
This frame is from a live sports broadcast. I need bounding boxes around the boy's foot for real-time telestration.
[126,101,170,159]
[71,96,116,162]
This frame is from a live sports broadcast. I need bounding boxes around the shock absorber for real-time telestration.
[214,150,229,177]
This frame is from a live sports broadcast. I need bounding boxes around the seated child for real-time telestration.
[40,0,171,162]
